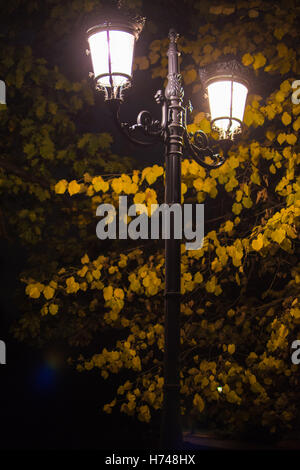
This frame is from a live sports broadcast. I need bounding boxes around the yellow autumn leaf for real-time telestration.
[152,165,163,177]
[54,179,68,194]
[242,53,253,66]
[271,228,285,244]
[65,277,80,294]
[194,272,203,284]
[111,178,123,194]
[286,134,297,145]
[293,117,300,132]
[280,80,291,93]
[145,171,157,185]
[103,285,113,301]
[193,393,205,413]
[134,193,145,204]
[132,356,141,371]
[242,196,253,209]
[43,285,55,300]
[266,130,276,141]
[250,142,260,158]
[251,171,261,185]
[253,53,266,70]
[27,285,41,299]
[232,203,242,215]
[236,190,243,202]
[81,254,89,264]
[243,108,254,126]
[77,265,88,277]
[291,307,300,319]
[68,180,81,196]
[224,220,234,232]
[41,305,48,316]
[275,91,285,103]
[49,304,59,315]
[92,176,109,192]
[228,344,235,354]
[277,133,286,144]
[282,112,292,126]
[205,276,217,293]
[114,288,125,299]
[193,178,203,192]
[92,269,100,280]
[252,233,264,251]
[198,118,211,134]
[203,178,214,193]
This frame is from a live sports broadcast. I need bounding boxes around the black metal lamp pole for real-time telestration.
[88,23,232,449]
[161,29,184,449]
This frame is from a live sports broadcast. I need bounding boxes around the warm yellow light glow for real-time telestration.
[88,30,135,87]
[207,80,248,136]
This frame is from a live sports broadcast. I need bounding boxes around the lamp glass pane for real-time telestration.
[207,80,248,134]
[207,80,231,133]
[232,81,248,122]
[109,30,135,86]
[88,30,135,88]
[88,31,109,83]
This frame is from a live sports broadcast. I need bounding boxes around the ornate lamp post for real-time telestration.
[86,10,248,450]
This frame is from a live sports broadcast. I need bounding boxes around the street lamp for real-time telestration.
[87,16,143,99]
[199,60,249,140]
[86,10,248,450]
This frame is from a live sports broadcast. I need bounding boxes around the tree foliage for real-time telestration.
[1,0,299,440]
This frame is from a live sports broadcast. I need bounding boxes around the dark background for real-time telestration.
[0,0,196,450]
[0,0,290,451]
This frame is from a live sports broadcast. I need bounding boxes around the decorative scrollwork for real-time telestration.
[137,110,152,127]
[107,96,165,147]
[184,129,228,169]
[134,110,162,136]
[193,130,209,150]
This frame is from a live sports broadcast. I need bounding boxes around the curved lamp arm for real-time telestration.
[183,128,233,169]
[106,92,167,147]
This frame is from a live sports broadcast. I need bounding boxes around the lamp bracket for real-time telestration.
[107,96,166,147]
[103,30,235,163]
[184,129,228,169]
[106,87,232,162]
